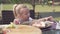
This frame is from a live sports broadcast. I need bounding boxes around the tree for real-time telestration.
[8,0,21,4]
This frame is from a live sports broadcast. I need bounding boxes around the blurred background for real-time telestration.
[0,0,60,34]
[0,0,60,24]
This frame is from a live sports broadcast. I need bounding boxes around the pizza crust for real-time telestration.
[4,25,42,34]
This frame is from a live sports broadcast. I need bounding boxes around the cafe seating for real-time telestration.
[1,10,35,24]
[2,10,15,24]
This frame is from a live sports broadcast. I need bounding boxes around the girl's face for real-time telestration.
[18,8,30,21]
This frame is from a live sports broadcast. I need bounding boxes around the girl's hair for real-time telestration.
[13,4,28,18]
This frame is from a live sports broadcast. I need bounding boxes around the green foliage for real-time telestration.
[9,0,21,4]
[8,0,32,4]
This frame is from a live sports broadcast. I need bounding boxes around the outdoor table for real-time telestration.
[42,22,60,34]
[0,25,42,34]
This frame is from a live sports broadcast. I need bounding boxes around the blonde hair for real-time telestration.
[13,4,28,18]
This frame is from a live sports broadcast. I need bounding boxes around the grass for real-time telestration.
[54,17,60,21]
[1,4,33,10]
[0,4,60,12]
[0,4,60,21]
[2,4,13,10]
[35,5,60,12]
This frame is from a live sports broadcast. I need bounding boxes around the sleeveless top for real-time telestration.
[13,17,33,25]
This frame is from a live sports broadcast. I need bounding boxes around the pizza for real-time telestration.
[3,25,42,34]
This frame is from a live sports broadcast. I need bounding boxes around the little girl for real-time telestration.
[13,4,55,28]
[13,4,33,25]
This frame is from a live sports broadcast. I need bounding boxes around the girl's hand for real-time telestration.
[32,20,45,28]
